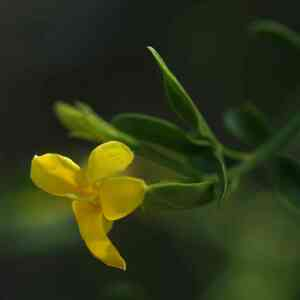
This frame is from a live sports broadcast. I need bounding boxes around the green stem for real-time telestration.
[229,112,300,178]
[222,146,251,161]
[201,112,300,184]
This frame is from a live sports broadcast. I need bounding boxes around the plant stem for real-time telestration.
[200,112,300,185]
[136,108,300,182]
[229,112,300,178]
[222,146,251,161]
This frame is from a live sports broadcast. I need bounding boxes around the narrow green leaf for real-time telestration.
[214,149,229,203]
[55,102,202,178]
[144,180,215,211]
[274,156,300,209]
[112,113,209,153]
[54,101,137,146]
[249,20,300,50]
[223,103,271,147]
[147,47,216,141]
[186,146,229,203]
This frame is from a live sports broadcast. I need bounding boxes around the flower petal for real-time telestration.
[99,176,146,221]
[72,200,126,270]
[103,215,113,234]
[31,154,81,197]
[87,141,134,183]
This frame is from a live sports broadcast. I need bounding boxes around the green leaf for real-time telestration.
[186,147,229,203]
[144,180,215,211]
[54,101,137,146]
[214,149,229,203]
[249,20,300,50]
[274,156,300,209]
[55,102,205,178]
[223,103,271,147]
[112,113,209,153]
[147,47,216,141]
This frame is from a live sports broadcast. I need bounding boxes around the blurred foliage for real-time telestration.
[223,102,272,148]
[0,172,77,257]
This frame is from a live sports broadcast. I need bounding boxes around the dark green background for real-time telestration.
[1,0,300,299]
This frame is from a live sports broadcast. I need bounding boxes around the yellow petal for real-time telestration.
[103,215,113,234]
[87,141,134,183]
[31,154,81,197]
[99,176,146,221]
[72,200,126,270]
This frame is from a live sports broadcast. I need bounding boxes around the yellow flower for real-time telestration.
[30,141,146,270]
